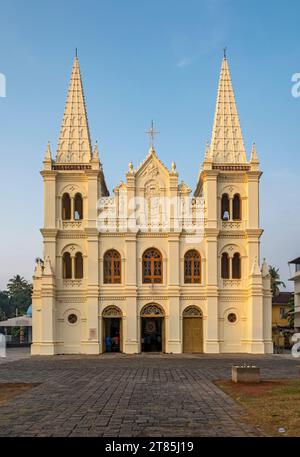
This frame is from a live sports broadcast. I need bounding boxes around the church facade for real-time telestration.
[31,55,273,355]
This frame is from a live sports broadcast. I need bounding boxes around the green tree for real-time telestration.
[287,295,295,328]
[6,275,32,317]
[269,266,286,297]
[0,291,10,320]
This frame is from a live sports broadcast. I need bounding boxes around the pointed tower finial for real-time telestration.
[55,55,92,163]
[43,256,53,276]
[44,141,52,161]
[34,258,43,278]
[128,161,134,174]
[209,56,247,164]
[251,256,261,276]
[93,141,99,160]
[250,142,259,162]
[223,46,227,59]
[204,141,211,160]
[261,258,269,277]
[75,47,78,58]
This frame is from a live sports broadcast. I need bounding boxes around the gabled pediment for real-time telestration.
[135,147,170,180]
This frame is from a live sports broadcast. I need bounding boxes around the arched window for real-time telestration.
[74,193,83,220]
[142,248,162,284]
[104,250,121,284]
[63,252,72,279]
[232,194,241,220]
[184,250,201,283]
[232,253,241,279]
[221,253,230,279]
[62,193,71,220]
[221,194,230,220]
[75,252,83,279]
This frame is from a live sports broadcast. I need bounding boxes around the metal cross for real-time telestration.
[146,120,159,148]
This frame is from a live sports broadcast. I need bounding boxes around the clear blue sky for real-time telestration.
[0,0,299,289]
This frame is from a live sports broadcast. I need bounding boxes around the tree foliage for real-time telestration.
[287,296,295,328]
[0,275,32,319]
[269,265,286,297]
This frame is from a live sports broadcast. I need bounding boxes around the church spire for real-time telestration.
[210,55,247,164]
[55,55,92,163]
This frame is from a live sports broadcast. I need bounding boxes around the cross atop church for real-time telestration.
[146,120,159,148]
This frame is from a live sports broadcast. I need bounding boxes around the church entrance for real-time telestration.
[102,306,123,353]
[182,306,203,353]
[140,304,165,353]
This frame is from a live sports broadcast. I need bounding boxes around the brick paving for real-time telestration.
[0,351,299,437]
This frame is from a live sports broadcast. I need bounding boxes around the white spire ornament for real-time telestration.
[43,256,53,276]
[45,142,52,161]
[261,258,269,277]
[251,256,261,276]
[210,56,247,164]
[128,161,134,174]
[93,142,99,160]
[55,56,92,163]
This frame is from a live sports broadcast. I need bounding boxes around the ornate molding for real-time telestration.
[58,233,86,239]
[222,279,242,288]
[141,303,164,316]
[221,221,243,230]
[63,279,83,288]
[102,305,122,318]
[57,297,86,303]
[137,296,169,300]
[99,296,126,301]
[62,221,84,230]
[180,296,207,300]
[183,306,203,317]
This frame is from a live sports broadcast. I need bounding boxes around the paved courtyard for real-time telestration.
[0,350,299,437]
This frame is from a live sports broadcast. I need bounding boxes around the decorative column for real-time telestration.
[229,198,233,221]
[203,169,220,353]
[71,197,75,220]
[247,257,265,353]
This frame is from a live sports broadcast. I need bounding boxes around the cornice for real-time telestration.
[40,228,58,237]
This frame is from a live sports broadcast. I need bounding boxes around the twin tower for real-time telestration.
[31,55,273,355]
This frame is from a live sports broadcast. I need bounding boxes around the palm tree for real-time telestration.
[269,266,286,297]
[287,295,295,328]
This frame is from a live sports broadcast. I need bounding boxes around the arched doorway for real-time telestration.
[182,306,203,353]
[102,306,122,353]
[141,303,165,353]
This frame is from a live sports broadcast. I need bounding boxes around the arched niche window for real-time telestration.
[62,193,71,220]
[74,193,83,220]
[232,194,241,220]
[232,253,241,279]
[63,252,72,279]
[142,248,162,284]
[221,253,230,279]
[221,194,230,220]
[75,252,83,279]
[104,250,121,284]
[184,250,201,283]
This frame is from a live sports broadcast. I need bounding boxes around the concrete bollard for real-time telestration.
[232,365,260,383]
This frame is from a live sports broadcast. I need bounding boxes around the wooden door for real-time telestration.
[183,317,203,353]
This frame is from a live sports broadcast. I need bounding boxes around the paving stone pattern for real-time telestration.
[0,351,298,437]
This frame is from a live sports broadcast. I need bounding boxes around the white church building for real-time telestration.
[31,54,273,355]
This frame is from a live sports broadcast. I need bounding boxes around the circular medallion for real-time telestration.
[228,313,237,323]
[68,313,78,324]
[145,320,156,334]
